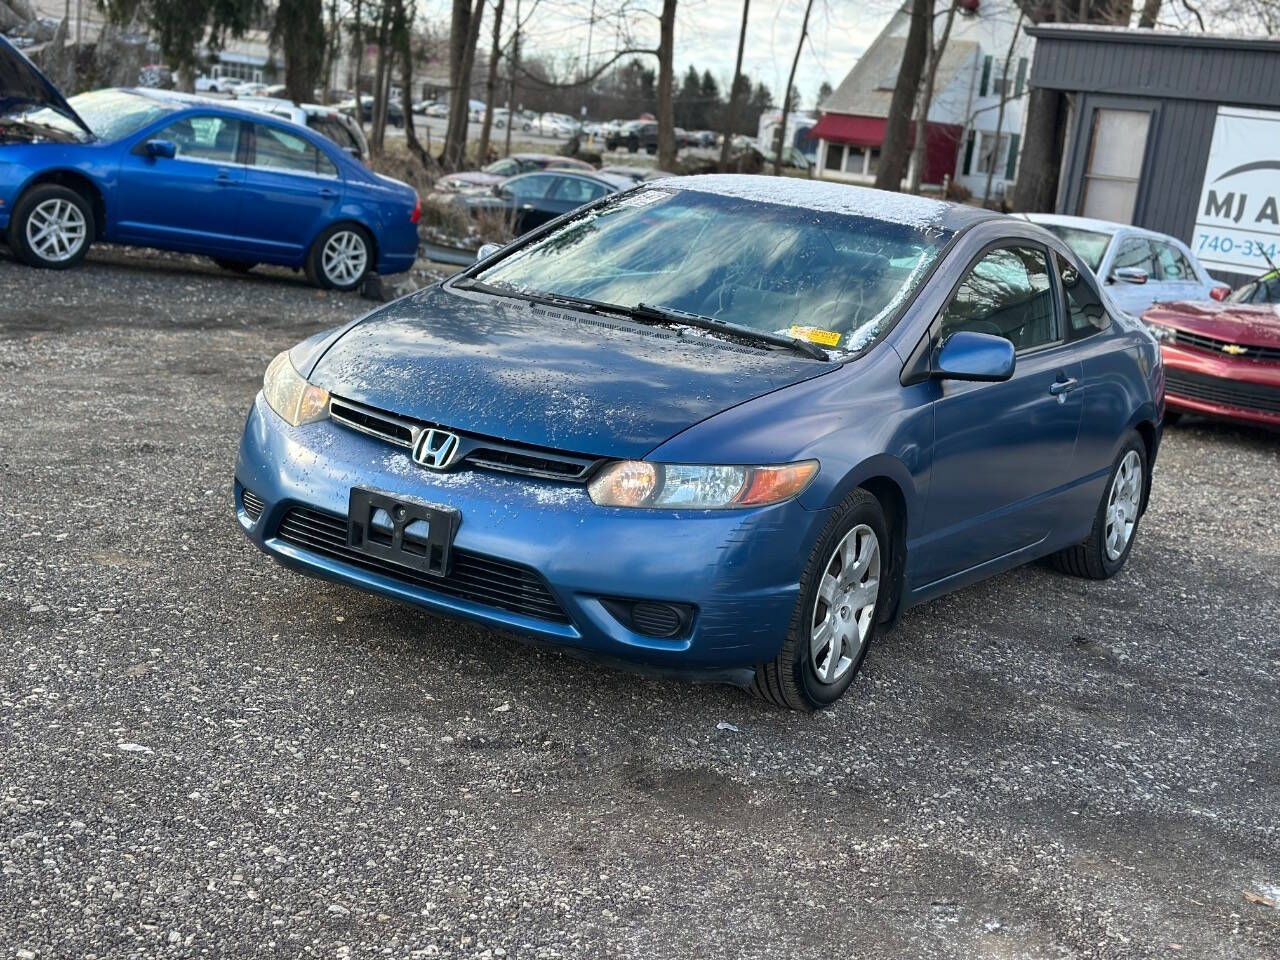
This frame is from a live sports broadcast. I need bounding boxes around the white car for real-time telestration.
[1020,214,1230,316]
[194,74,236,94]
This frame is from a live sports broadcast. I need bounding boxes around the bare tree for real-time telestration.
[874,0,930,191]
[477,0,506,164]
[655,0,677,170]
[442,0,485,170]
[352,0,365,130]
[773,0,814,175]
[718,0,750,167]
[1138,0,1161,25]
[275,0,326,105]
[907,0,959,193]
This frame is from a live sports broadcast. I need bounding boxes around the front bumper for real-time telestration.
[1161,343,1280,428]
[234,395,826,674]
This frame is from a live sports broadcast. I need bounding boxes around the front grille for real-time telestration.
[1165,369,1280,414]
[242,488,265,521]
[1173,329,1280,362]
[275,506,570,624]
[329,396,600,482]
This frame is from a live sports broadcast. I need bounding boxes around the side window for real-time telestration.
[154,115,241,162]
[551,177,607,204]
[939,246,1058,352]
[252,123,330,175]
[1151,241,1195,281]
[505,175,555,201]
[1111,236,1158,279]
[1055,252,1110,336]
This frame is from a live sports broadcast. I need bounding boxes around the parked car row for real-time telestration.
[1026,213,1279,430]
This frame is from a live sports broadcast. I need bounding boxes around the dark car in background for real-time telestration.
[460,170,632,234]
[433,154,595,196]
[605,120,659,154]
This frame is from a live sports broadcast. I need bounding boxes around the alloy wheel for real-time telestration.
[810,523,880,685]
[321,230,369,287]
[26,198,87,263]
[1105,450,1142,561]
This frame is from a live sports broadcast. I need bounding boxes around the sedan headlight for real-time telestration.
[262,350,330,426]
[1145,321,1176,343]
[587,460,818,509]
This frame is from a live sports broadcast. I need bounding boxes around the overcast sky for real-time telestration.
[423,0,904,110]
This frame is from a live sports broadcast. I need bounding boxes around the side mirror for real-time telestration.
[932,331,1016,383]
[144,139,177,159]
[475,242,502,262]
[1111,266,1148,285]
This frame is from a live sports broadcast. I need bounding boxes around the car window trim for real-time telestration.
[245,120,343,180]
[131,112,245,164]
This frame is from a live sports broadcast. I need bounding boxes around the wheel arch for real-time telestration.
[20,170,107,239]
[1132,417,1158,515]
[856,474,909,629]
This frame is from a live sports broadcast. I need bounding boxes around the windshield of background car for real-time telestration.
[61,90,172,140]
[1040,224,1111,273]
[475,187,951,355]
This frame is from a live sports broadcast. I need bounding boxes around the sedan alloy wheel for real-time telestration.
[26,198,87,262]
[811,524,880,685]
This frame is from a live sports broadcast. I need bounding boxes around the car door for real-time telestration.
[1104,235,1162,314]
[502,174,558,234]
[238,121,344,263]
[917,243,1085,587]
[113,113,248,253]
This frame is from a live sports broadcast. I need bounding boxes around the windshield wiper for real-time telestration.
[452,279,829,361]
[633,302,829,361]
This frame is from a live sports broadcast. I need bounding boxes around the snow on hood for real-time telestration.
[653,174,950,229]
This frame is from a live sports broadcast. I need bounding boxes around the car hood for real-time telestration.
[0,35,95,140]
[1145,300,1280,349]
[306,285,836,458]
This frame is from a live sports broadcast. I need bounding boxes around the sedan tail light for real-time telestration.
[1209,285,1230,301]
[410,194,421,224]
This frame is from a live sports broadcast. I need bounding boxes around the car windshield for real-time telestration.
[475,187,950,355]
[63,90,173,140]
[1039,224,1112,272]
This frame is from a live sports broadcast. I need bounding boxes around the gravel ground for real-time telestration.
[1,246,1278,960]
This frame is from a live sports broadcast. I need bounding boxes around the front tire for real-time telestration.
[305,223,372,291]
[9,185,93,270]
[752,489,888,711]
[1050,433,1147,580]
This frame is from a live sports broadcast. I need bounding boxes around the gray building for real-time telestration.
[1027,24,1280,285]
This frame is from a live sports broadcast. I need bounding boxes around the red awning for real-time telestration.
[808,113,888,148]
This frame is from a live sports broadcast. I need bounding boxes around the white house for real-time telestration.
[811,0,1033,200]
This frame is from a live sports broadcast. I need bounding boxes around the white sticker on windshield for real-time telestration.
[616,190,668,208]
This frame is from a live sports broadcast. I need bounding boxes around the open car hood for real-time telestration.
[306,285,836,459]
[0,34,95,140]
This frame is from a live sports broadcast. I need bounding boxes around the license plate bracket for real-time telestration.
[347,487,461,578]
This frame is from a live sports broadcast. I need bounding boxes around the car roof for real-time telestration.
[649,173,1000,233]
[1018,212,1181,243]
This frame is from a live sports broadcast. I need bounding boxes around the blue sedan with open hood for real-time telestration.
[0,35,418,289]
[235,175,1165,710]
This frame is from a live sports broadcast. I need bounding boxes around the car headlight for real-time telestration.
[587,460,818,509]
[1145,321,1176,343]
[262,350,330,426]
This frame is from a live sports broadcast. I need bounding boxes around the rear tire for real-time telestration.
[1050,433,1147,580]
[9,184,94,270]
[305,223,372,291]
[751,489,888,711]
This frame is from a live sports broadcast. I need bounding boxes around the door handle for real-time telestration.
[1049,377,1080,396]
[318,187,339,198]
[213,170,236,186]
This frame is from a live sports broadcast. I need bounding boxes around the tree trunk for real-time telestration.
[477,0,505,165]
[442,0,484,170]
[400,1,433,171]
[352,0,364,131]
[874,0,930,191]
[504,1,519,157]
[321,0,339,102]
[982,9,1025,207]
[276,0,326,105]
[773,0,813,175]
[907,0,957,193]
[371,2,391,153]
[1010,85,1064,212]
[1137,0,1160,26]
[655,0,677,171]
[718,0,750,168]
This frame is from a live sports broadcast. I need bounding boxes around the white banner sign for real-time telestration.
[1192,106,1280,277]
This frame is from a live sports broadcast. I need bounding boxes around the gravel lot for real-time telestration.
[1,246,1278,959]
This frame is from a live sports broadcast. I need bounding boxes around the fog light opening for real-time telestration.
[600,598,694,639]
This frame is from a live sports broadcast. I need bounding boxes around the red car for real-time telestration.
[1142,299,1280,429]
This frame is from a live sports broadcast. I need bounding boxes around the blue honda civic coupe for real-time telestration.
[0,36,418,289]
[235,175,1165,710]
